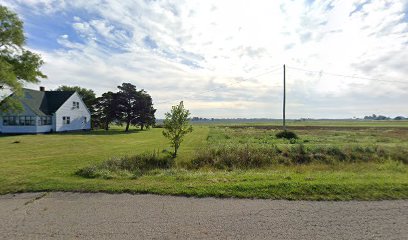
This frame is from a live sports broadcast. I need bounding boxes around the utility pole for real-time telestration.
[283,64,286,131]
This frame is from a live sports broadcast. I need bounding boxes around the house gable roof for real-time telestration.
[8,88,75,116]
[43,91,76,114]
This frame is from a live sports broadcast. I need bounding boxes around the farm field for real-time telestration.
[0,121,407,200]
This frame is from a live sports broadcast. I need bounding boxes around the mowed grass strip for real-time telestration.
[0,163,406,200]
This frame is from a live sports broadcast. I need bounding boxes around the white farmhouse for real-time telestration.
[0,87,91,134]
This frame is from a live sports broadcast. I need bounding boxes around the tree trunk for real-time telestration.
[104,120,109,130]
[141,124,144,130]
[125,120,130,132]
[174,143,179,157]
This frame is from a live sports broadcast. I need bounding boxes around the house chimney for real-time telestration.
[39,86,45,91]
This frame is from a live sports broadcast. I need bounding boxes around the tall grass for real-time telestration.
[78,144,407,178]
[190,143,407,170]
[76,151,173,179]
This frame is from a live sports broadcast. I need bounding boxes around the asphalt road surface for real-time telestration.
[0,192,407,239]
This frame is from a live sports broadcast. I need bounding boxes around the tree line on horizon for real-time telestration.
[363,114,406,121]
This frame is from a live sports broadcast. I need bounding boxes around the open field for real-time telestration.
[195,120,408,128]
[1,121,407,200]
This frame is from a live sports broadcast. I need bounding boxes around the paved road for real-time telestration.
[0,192,407,239]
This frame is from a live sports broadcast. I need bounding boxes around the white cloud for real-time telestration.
[3,0,408,118]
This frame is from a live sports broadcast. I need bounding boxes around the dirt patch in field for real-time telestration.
[379,129,408,139]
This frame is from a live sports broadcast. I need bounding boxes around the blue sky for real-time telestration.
[1,0,408,118]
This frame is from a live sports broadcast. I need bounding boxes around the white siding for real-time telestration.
[36,125,53,133]
[1,125,36,133]
[0,102,52,133]
[54,92,91,132]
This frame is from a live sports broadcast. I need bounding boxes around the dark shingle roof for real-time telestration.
[43,91,76,114]
[17,88,75,116]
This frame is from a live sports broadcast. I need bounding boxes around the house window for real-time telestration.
[30,116,36,126]
[40,116,52,125]
[46,116,52,125]
[11,116,17,125]
[3,116,35,126]
[62,116,70,124]
[25,116,32,126]
[4,116,17,126]
[19,116,25,126]
[24,116,35,126]
[3,117,9,125]
[73,101,79,109]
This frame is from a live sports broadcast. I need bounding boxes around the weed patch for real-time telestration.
[190,144,405,170]
[76,151,173,179]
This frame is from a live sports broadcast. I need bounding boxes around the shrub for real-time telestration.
[393,148,408,164]
[325,146,347,161]
[76,151,173,179]
[190,144,278,170]
[288,144,311,164]
[276,130,298,139]
[117,152,173,171]
[76,166,98,178]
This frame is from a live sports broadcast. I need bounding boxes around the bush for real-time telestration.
[76,166,98,178]
[393,148,408,164]
[76,151,173,179]
[190,144,279,170]
[276,130,298,139]
[288,144,310,164]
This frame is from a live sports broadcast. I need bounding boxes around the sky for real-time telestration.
[1,0,408,119]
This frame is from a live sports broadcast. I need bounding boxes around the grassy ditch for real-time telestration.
[74,159,408,200]
[77,143,407,178]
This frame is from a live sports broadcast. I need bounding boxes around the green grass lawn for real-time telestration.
[1,121,407,200]
[0,126,208,192]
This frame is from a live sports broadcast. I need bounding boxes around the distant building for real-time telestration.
[0,87,91,134]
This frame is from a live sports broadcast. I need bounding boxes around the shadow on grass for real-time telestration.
[0,129,144,137]
[61,129,144,136]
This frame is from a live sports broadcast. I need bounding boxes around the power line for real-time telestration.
[156,66,282,104]
[287,66,408,85]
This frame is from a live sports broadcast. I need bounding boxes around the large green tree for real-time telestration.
[116,83,156,132]
[162,101,193,157]
[93,91,118,130]
[0,5,46,111]
[132,90,156,130]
